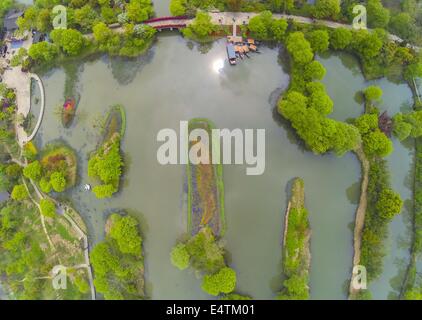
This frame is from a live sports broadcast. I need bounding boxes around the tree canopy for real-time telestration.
[201,267,236,296]
[312,0,341,20]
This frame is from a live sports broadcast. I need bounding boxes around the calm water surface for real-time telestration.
[25,2,415,299]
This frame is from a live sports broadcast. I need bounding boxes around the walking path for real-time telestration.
[2,69,45,146]
[26,74,45,142]
[349,145,370,299]
[209,12,420,51]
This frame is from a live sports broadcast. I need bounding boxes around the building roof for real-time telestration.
[227,44,236,59]
[3,11,24,31]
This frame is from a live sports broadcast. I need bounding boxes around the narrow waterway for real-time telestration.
[319,52,414,299]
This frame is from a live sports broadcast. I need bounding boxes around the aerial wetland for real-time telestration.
[1,0,422,301]
[30,39,412,299]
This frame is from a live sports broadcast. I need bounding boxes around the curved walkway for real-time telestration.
[26,74,45,142]
[2,69,45,146]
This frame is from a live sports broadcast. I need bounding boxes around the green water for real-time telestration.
[33,35,414,299]
[318,52,414,299]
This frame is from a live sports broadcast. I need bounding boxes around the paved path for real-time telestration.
[2,68,31,146]
[26,74,45,142]
[209,12,420,51]
[349,145,370,299]
[2,70,45,146]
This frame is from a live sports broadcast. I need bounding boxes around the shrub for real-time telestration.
[39,177,52,193]
[23,161,42,181]
[109,214,142,256]
[50,171,67,192]
[11,184,28,201]
[201,267,236,296]
[40,198,56,218]
[170,243,190,270]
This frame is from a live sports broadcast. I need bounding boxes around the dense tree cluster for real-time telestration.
[201,267,236,296]
[88,133,123,199]
[170,227,239,297]
[182,11,217,40]
[91,213,144,300]
[93,22,156,57]
[312,0,340,20]
[247,11,287,41]
[354,113,393,158]
[20,0,156,64]
[278,32,360,156]
[361,159,403,281]
[393,111,422,141]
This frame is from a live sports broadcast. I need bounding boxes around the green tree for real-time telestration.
[0,165,11,192]
[286,32,314,64]
[376,189,403,219]
[39,177,53,193]
[303,61,326,81]
[306,30,329,53]
[39,198,56,218]
[270,0,294,12]
[351,30,383,60]
[126,0,153,23]
[404,62,422,81]
[312,0,340,19]
[50,171,67,192]
[92,184,116,199]
[201,267,237,296]
[50,29,85,56]
[169,0,186,16]
[93,22,120,54]
[11,185,28,201]
[362,130,393,157]
[247,11,273,40]
[389,13,416,42]
[170,243,190,270]
[271,19,288,42]
[74,5,100,32]
[392,113,412,141]
[28,42,59,62]
[308,84,333,115]
[74,275,90,294]
[363,85,383,103]
[330,28,352,50]
[23,161,42,182]
[367,0,390,28]
[109,214,142,256]
[36,8,52,32]
[5,164,22,178]
[16,6,38,31]
[185,227,225,273]
[183,12,216,39]
[278,274,309,299]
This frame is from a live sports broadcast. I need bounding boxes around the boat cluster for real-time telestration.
[226,36,260,65]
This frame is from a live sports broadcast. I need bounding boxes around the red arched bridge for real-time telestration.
[143,16,191,31]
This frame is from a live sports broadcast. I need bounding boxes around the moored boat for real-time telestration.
[61,95,79,128]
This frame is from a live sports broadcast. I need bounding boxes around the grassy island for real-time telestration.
[90,213,145,300]
[278,178,311,300]
[187,118,225,237]
[88,105,126,199]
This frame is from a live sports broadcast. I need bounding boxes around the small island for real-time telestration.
[88,105,126,199]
